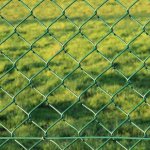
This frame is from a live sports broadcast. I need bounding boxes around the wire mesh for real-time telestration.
[0,0,150,149]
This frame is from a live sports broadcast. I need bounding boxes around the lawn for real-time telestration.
[0,0,150,149]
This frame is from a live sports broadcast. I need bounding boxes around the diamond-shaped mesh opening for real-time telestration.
[66,1,93,26]
[14,122,43,137]
[96,103,127,132]
[48,86,77,112]
[81,51,110,78]
[64,68,93,95]
[0,104,26,131]
[130,33,150,60]
[81,120,110,137]
[130,103,150,131]
[97,0,126,26]
[49,16,77,43]
[31,103,61,130]
[0,34,29,61]
[66,34,94,61]
[97,33,126,60]
[17,16,46,43]
[114,87,142,113]
[32,35,61,61]
[0,0,29,24]
[47,120,78,137]
[80,85,110,112]
[114,51,142,77]
[64,102,94,130]
[49,51,77,78]
[130,0,150,25]
[114,16,141,43]
[34,0,62,26]
[17,51,45,78]
[82,15,109,43]
[15,86,44,112]
[0,69,28,95]
[96,68,126,94]
[130,68,150,95]
[114,120,144,137]
[32,69,61,95]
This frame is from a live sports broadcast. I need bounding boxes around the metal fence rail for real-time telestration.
[0,0,150,149]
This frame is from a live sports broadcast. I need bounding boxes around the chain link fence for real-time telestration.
[0,0,150,149]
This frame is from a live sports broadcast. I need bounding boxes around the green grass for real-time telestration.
[0,0,150,149]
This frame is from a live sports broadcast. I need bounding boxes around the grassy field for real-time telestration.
[0,0,150,149]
